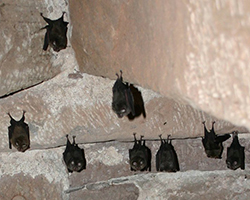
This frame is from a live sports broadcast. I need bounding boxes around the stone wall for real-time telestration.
[0,0,250,199]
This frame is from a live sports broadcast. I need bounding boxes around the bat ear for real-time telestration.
[72,136,76,145]
[21,110,26,122]
[7,112,16,125]
[40,13,53,24]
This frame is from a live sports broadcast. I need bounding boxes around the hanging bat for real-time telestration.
[202,121,231,159]
[226,131,245,170]
[129,133,151,171]
[112,70,135,118]
[8,111,30,152]
[63,135,86,173]
[40,12,68,52]
[156,135,180,172]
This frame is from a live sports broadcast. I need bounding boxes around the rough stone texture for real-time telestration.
[70,184,139,200]
[0,149,69,200]
[68,135,250,188]
[0,0,72,97]
[70,0,250,131]
[0,70,247,151]
[66,170,250,200]
[1,0,250,199]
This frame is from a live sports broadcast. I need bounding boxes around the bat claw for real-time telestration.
[202,121,206,124]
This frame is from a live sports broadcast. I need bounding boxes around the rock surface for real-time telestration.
[0,0,71,97]
[1,0,250,199]
[69,0,250,131]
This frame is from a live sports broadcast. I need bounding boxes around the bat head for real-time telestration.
[226,156,241,170]
[130,156,147,171]
[112,101,131,118]
[13,135,30,152]
[205,146,222,159]
[49,27,68,52]
[67,158,86,172]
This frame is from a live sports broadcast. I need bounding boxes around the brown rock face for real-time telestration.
[69,0,250,130]
[0,0,70,97]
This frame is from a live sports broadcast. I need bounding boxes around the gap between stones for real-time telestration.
[42,131,250,151]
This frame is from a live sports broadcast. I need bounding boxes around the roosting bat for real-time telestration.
[63,135,86,173]
[112,70,135,118]
[40,12,68,52]
[226,131,245,170]
[202,121,230,159]
[129,133,151,171]
[156,135,179,172]
[8,111,30,152]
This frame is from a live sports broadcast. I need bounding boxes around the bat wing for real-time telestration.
[43,31,49,51]
[126,88,135,116]
[8,126,12,149]
[146,146,152,171]
[215,134,231,143]
[156,150,160,171]
[240,146,245,170]
[81,149,87,169]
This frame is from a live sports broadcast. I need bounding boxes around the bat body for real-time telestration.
[40,12,68,52]
[63,135,86,173]
[112,71,135,118]
[226,131,245,170]
[129,133,151,171]
[202,121,230,159]
[156,135,179,172]
[8,111,30,152]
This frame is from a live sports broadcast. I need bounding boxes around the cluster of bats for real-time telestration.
[7,70,245,173]
[4,12,246,173]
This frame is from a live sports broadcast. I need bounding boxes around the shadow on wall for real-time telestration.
[128,84,146,120]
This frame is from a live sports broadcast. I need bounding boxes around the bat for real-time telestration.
[129,133,151,171]
[156,135,180,172]
[127,84,146,120]
[112,70,135,118]
[226,131,245,170]
[202,121,231,159]
[8,111,30,152]
[40,12,68,52]
[63,135,86,173]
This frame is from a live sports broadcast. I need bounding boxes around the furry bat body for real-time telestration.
[156,135,179,172]
[129,133,151,171]
[202,121,230,159]
[40,12,68,52]
[63,135,86,173]
[8,111,30,152]
[226,131,245,170]
[112,71,135,118]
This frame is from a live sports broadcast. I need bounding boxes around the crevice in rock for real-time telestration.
[0,80,44,99]
[39,131,250,151]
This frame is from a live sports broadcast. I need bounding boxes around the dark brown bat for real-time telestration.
[63,135,86,173]
[226,131,245,170]
[40,12,68,52]
[112,70,135,118]
[156,135,179,172]
[129,133,151,171]
[202,121,231,159]
[8,111,30,152]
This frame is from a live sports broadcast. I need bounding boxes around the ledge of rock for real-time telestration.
[0,0,72,97]
[69,0,250,130]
